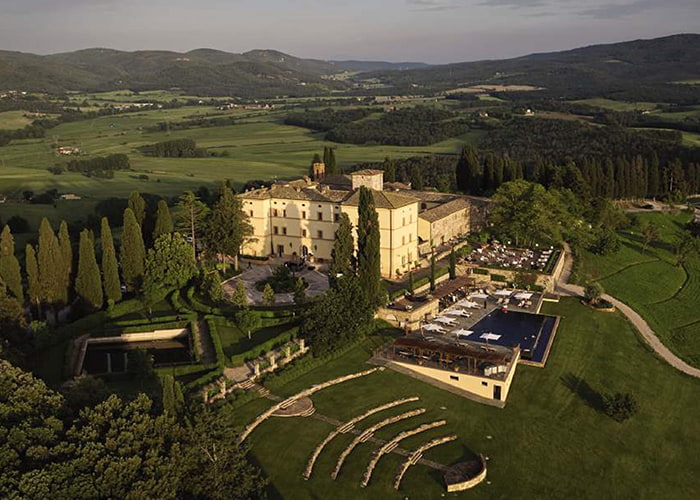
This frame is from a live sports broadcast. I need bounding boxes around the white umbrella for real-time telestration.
[468,293,489,300]
[480,332,502,341]
[423,323,446,332]
[452,328,473,337]
[495,289,512,297]
[514,292,533,300]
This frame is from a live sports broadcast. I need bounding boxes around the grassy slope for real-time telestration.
[0,105,475,200]
[577,211,700,367]
[228,298,699,499]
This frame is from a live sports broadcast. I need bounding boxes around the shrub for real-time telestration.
[490,274,507,282]
[472,268,489,275]
[602,392,639,422]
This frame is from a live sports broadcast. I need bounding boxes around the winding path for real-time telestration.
[556,244,700,379]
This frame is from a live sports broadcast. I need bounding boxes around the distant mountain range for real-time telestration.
[0,34,699,99]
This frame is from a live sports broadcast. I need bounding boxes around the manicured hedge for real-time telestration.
[229,327,298,367]
[491,274,507,282]
[472,268,489,275]
[205,316,227,369]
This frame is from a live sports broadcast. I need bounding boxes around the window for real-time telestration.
[409,234,412,242]
[401,255,406,266]
[282,227,287,235]
[273,226,279,235]
[317,230,324,239]
[450,375,459,381]
[283,210,287,217]
[302,229,307,237]
[402,217,406,226]
[421,203,427,210]
[317,205,322,208]
[249,210,253,217]
[409,214,413,224]
[302,211,306,219]
[273,209,278,217]
[317,212,323,221]
[481,381,488,386]
[402,235,405,246]
[334,213,340,222]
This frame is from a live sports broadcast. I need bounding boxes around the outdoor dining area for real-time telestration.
[462,242,558,272]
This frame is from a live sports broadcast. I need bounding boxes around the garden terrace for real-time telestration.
[394,435,459,490]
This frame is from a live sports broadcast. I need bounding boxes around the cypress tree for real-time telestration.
[429,252,436,292]
[26,244,40,311]
[329,213,354,285]
[456,146,480,193]
[410,165,424,190]
[356,187,382,307]
[383,156,396,183]
[101,217,122,304]
[37,218,62,307]
[153,199,174,240]
[75,229,103,310]
[327,147,337,175]
[408,271,414,294]
[0,225,23,301]
[449,246,457,280]
[57,220,72,303]
[120,208,145,292]
[128,191,146,227]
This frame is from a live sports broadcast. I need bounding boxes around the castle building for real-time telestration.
[238,167,483,279]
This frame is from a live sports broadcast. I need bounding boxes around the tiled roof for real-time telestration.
[351,169,384,176]
[238,183,350,203]
[419,197,470,222]
[344,189,418,209]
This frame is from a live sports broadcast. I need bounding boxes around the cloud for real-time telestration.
[578,0,695,19]
[406,0,465,11]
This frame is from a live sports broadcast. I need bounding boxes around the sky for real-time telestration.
[0,0,697,64]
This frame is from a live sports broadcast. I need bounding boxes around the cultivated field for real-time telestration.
[0,104,472,200]
[229,298,700,499]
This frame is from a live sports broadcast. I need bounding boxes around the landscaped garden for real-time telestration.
[575,210,700,367]
[223,298,700,499]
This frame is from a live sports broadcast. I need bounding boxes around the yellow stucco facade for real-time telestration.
[238,169,475,279]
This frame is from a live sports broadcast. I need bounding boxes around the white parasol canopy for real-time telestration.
[452,328,474,337]
[514,292,533,300]
[495,289,512,297]
[480,332,502,341]
[469,293,489,300]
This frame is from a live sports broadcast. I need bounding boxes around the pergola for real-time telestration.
[389,337,513,376]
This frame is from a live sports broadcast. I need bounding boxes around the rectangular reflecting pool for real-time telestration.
[83,338,193,374]
[467,309,559,365]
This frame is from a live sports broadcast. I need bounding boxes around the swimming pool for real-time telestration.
[467,309,558,364]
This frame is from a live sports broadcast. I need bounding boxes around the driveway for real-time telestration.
[223,265,329,306]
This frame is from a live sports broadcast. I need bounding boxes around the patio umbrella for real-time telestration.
[452,328,474,337]
[480,332,502,341]
[445,309,470,317]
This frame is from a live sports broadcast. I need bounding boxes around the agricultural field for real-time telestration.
[0,103,472,200]
[576,211,700,367]
[0,110,38,130]
[570,98,661,112]
[228,298,700,499]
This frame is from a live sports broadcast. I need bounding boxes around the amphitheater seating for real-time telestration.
[393,435,457,490]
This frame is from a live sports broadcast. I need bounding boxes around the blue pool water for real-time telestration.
[468,309,557,364]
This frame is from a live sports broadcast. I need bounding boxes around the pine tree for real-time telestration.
[101,217,122,304]
[153,200,174,240]
[356,187,382,307]
[120,208,145,292]
[128,191,146,227]
[57,220,72,304]
[25,244,40,311]
[75,229,103,310]
[37,218,62,307]
[329,213,354,286]
[0,225,23,301]
[176,191,209,260]
[231,279,248,307]
[203,185,252,272]
[262,283,275,306]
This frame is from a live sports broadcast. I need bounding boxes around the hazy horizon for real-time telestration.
[1,1,698,64]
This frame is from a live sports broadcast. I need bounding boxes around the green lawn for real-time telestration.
[570,98,660,112]
[576,211,700,367]
[227,298,699,499]
[212,316,299,363]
